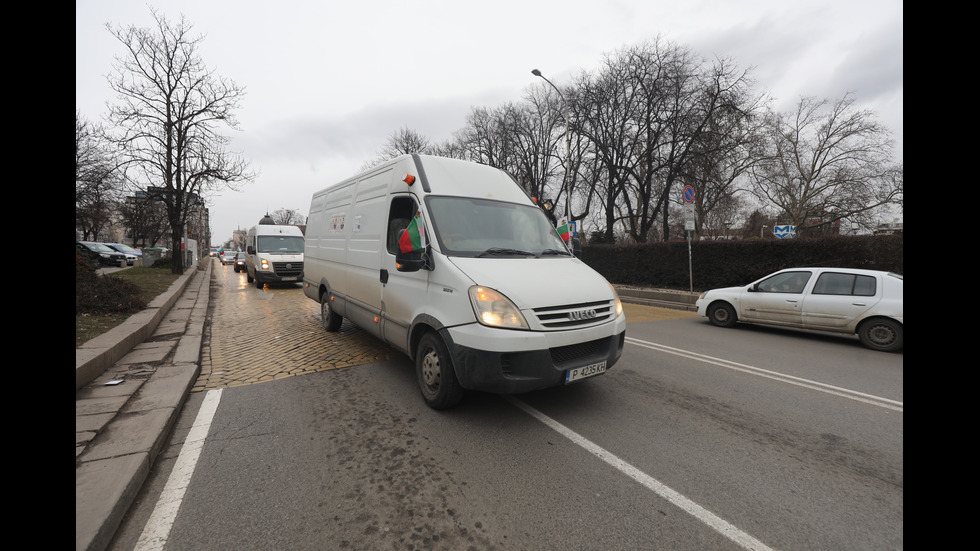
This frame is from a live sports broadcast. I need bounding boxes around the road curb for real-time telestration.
[76,266,198,392]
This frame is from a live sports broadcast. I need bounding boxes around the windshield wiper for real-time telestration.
[477,247,536,257]
[538,248,571,257]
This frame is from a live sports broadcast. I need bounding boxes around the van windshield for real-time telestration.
[425,196,569,258]
[256,235,304,253]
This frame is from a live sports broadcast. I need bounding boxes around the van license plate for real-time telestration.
[565,361,607,383]
[281,276,297,281]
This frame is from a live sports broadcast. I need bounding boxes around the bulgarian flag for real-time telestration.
[398,210,427,253]
[556,217,570,242]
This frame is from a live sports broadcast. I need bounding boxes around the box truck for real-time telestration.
[245,220,305,288]
[303,154,625,408]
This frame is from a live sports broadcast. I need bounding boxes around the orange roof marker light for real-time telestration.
[403,174,416,186]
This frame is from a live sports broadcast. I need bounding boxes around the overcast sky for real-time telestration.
[76,0,903,246]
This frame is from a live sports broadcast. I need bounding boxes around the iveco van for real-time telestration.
[303,154,625,408]
[245,218,305,288]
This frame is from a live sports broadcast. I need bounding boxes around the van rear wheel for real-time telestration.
[416,332,463,409]
[320,292,343,332]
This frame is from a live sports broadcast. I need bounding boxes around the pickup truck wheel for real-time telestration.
[416,332,463,409]
[320,292,343,332]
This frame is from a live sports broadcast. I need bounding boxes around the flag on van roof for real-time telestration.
[399,210,427,253]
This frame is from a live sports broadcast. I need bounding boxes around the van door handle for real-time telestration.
[380,269,389,284]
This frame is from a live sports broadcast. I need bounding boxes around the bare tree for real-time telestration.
[363,127,432,170]
[117,193,169,248]
[76,112,123,240]
[105,9,254,273]
[271,208,304,225]
[681,64,769,240]
[750,93,901,235]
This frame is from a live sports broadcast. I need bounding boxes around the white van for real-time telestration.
[245,220,305,288]
[303,154,626,408]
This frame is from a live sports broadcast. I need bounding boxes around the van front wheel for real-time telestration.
[416,333,463,409]
[320,293,343,332]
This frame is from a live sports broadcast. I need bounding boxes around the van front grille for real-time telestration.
[273,262,304,277]
[550,337,608,368]
[532,300,614,330]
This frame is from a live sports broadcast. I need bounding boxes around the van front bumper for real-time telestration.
[254,270,304,284]
[442,320,626,394]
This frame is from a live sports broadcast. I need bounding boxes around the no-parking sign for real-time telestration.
[683,185,695,203]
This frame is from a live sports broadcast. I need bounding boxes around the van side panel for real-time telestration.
[307,179,357,305]
[339,170,391,337]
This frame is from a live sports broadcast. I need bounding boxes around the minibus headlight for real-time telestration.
[468,286,529,329]
[260,258,270,271]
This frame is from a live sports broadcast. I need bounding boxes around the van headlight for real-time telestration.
[609,282,623,317]
[468,286,529,329]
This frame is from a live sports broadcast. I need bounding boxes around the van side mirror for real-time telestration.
[247,246,255,255]
[395,249,427,272]
[395,229,433,272]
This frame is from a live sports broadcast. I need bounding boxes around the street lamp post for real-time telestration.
[531,69,572,236]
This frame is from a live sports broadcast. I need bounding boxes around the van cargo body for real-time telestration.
[303,154,626,408]
[245,223,305,288]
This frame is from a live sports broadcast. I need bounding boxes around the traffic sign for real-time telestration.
[683,185,695,203]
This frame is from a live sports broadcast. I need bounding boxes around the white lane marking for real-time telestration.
[505,396,775,551]
[135,389,223,551]
[626,337,903,412]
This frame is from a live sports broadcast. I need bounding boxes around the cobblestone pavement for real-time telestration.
[194,260,697,393]
[194,261,402,392]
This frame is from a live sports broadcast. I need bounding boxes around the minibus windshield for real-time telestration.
[425,196,569,258]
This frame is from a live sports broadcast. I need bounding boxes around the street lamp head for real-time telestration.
[531,68,542,77]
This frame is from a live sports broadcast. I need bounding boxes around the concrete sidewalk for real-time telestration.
[76,260,212,551]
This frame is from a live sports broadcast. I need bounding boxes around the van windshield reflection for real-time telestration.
[426,196,570,258]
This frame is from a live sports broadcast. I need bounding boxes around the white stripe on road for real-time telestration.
[626,336,903,412]
[135,389,223,551]
[505,396,775,551]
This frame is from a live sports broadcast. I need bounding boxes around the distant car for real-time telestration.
[77,241,128,267]
[234,252,247,272]
[219,250,238,265]
[210,247,220,257]
[695,267,903,352]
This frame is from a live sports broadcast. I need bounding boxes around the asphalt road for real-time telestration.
[107,260,902,550]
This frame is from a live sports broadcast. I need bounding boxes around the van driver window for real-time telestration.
[387,196,417,254]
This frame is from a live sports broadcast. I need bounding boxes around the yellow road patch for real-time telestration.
[623,303,699,323]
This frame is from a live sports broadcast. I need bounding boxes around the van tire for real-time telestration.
[246,270,254,283]
[255,278,263,289]
[416,332,464,409]
[320,292,343,332]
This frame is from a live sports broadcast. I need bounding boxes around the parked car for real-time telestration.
[101,243,139,265]
[104,243,143,259]
[233,252,247,272]
[695,267,903,352]
[77,241,128,267]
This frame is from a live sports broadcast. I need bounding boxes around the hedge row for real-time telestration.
[580,234,903,291]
